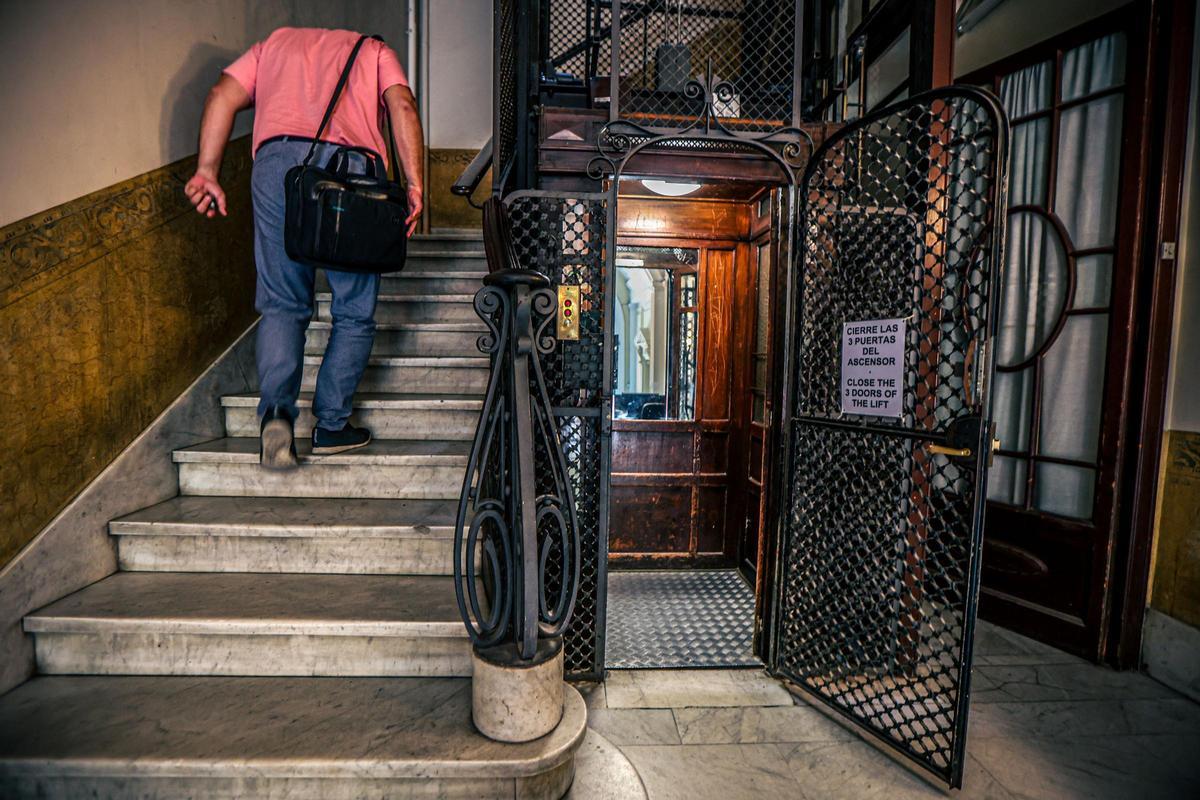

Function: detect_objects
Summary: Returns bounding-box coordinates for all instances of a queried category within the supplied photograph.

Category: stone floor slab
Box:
[604,669,793,709]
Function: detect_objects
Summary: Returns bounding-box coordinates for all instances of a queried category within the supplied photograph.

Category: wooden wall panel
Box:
[617,197,750,241]
[612,429,693,474]
[701,248,736,421]
[610,485,692,554]
[697,486,729,554]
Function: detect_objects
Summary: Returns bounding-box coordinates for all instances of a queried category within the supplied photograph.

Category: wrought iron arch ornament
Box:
[454,199,582,661]
[586,58,815,185]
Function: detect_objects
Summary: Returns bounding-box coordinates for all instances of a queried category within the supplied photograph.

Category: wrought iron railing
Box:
[453,197,582,663]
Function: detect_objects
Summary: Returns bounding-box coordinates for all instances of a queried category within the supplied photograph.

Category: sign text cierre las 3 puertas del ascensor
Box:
[840,318,905,417]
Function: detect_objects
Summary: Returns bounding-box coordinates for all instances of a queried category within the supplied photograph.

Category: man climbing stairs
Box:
[0,232,590,799]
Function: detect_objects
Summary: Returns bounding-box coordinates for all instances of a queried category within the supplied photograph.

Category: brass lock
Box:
[557,285,580,341]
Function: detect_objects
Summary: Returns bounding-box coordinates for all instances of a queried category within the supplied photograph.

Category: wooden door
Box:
[961,9,1166,659]
[736,192,777,583]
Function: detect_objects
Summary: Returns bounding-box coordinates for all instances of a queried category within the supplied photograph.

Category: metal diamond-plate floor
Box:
[605,570,761,669]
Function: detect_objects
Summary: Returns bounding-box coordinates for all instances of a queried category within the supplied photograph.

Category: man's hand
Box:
[384,84,426,239]
[406,186,423,238]
[185,75,251,219]
[184,170,227,218]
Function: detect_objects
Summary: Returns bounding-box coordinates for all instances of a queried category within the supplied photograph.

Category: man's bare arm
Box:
[185,75,252,218]
[383,84,426,237]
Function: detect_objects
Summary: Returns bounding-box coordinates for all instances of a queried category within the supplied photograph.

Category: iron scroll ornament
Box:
[587,58,816,182]
[453,202,582,662]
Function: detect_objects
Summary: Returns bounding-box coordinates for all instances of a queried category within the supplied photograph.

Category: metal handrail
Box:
[451,138,494,209]
[453,197,581,664]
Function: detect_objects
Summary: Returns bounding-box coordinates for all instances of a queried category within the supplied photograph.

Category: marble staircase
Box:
[0,232,591,799]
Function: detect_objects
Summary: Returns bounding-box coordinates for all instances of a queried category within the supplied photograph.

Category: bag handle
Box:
[303,34,407,187]
[302,34,372,168]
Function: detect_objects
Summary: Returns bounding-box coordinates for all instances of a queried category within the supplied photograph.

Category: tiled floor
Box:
[576,620,1200,799]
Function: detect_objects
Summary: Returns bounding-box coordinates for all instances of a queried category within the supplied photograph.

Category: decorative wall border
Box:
[0,137,252,310]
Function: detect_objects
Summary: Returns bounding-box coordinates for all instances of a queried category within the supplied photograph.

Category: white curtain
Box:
[987,33,1126,519]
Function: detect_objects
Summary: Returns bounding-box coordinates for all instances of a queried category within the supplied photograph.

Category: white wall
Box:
[0,0,410,227]
[1165,18,1200,434]
[954,0,1127,78]
[426,0,492,150]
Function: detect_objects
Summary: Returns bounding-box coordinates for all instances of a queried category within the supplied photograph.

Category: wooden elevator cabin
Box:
[538,113,828,583]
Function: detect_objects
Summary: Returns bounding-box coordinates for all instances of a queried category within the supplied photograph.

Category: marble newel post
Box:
[453,199,582,743]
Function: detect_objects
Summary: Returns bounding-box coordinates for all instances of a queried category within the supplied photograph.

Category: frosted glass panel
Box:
[993,369,1034,452]
[988,455,1027,506]
[1038,314,1109,461]
[1074,255,1113,309]
[1061,33,1126,101]
[1009,119,1050,206]
[867,29,910,108]
[1055,95,1124,250]
[997,211,1069,367]
[1035,464,1095,519]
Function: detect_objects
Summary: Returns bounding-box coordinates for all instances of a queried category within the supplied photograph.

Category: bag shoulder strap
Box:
[302,34,371,167]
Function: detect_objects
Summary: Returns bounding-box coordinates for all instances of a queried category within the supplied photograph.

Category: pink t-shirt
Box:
[224,28,408,164]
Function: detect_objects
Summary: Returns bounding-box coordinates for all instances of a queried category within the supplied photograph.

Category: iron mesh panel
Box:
[506,192,609,678]
[495,0,518,182]
[774,91,1005,787]
[615,0,799,131]
[549,0,611,81]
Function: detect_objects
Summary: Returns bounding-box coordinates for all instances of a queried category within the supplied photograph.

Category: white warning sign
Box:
[841,318,905,417]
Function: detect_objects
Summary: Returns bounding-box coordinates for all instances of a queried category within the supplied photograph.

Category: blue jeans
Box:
[251,140,380,432]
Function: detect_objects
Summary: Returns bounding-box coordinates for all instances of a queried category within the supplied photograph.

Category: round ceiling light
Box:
[642,179,703,197]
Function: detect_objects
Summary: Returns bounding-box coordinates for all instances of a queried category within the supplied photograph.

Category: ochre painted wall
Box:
[0,138,257,568]
[1151,431,1200,628]
[428,149,490,230]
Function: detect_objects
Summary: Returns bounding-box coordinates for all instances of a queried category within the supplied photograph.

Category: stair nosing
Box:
[316,292,476,303]
[307,320,485,331]
[23,615,466,638]
[220,393,483,410]
[109,520,455,538]
[302,355,489,367]
[172,439,471,465]
[0,684,585,780]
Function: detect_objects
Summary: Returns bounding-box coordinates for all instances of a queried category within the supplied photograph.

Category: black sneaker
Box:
[260,405,299,470]
[312,423,372,455]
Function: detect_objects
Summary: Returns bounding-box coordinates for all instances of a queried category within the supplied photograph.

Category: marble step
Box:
[24,573,472,677]
[316,292,478,324]
[301,355,490,394]
[318,270,486,296]
[174,438,469,500]
[111,496,457,575]
[305,321,486,357]
[402,252,489,274]
[0,675,585,800]
[221,393,482,440]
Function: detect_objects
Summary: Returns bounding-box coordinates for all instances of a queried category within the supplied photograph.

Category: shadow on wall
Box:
[161,43,247,168]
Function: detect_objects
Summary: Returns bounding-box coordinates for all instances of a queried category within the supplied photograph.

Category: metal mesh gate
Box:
[495,0,518,184]
[547,0,612,81]
[614,0,801,130]
[505,190,610,679]
[772,88,1008,787]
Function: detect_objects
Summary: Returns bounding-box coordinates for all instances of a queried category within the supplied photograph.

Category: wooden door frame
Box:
[958,0,1195,665]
